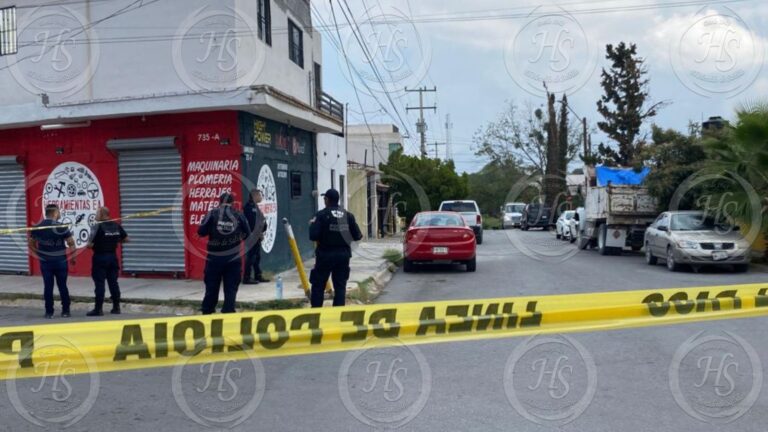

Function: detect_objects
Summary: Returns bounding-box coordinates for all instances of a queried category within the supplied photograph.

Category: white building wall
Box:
[346,124,403,167]
[0,0,319,124]
[316,133,348,210]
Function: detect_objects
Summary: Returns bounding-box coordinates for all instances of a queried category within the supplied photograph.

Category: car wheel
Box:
[466,257,476,272]
[522,224,529,231]
[403,259,414,273]
[577,228,589,250]
[734,264,749,273]
[666,246,680,272]
[556,231,561,239]
[645,243,657,265]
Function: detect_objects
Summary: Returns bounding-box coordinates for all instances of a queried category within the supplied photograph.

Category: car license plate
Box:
[712,251,728,261]
[432,247,448,255]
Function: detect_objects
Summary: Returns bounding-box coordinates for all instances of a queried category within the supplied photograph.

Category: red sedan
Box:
[403,211,477,272]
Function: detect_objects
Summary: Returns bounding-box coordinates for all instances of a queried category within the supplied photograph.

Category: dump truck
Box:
[575,165,658,255]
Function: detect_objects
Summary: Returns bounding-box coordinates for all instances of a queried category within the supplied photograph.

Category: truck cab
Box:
[501,202,526,229]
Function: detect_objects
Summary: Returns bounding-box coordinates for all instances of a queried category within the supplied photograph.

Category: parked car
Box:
[565,207,584,243]
[501,202,526,229]
[403,211,477,272]
[438,200,483,244]
[520,203,552,230]
[555,210,576,240]
[644,211,751,272]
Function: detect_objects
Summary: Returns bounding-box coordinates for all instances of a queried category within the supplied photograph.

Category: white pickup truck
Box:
[575,166,658,255]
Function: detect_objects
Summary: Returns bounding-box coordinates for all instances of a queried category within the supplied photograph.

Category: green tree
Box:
[595,42,666,166]
[700,104,768,254]
[467,159,533,216]
[379,149,469,223]
[642,124,707,211]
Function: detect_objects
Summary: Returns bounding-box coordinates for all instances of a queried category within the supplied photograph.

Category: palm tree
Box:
[701,102,768,256]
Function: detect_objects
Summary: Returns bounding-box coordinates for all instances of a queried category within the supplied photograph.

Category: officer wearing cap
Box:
[309,188,362,307]
[243,188,268,284]
[198,192,251,314]
[86,206,128,316]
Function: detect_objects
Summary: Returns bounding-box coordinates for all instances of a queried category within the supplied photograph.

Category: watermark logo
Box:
[669,331,761,423]
[504,335,597,426]
[339,338,431,428]
[9,6,100,97]
[173,6,266,94]
[339,5,431,98]
[670,6,764,97]
[7,337,99,428]
[172,353,266,429]
[504,7,597,96]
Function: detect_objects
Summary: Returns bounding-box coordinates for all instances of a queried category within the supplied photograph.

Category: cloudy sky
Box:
[311,0,768,173]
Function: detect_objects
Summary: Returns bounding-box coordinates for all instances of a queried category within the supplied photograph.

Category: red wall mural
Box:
[0,111,243,279]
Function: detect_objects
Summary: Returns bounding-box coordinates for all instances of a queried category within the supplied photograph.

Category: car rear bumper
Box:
[405,241,476,262]
[672,248,750,265]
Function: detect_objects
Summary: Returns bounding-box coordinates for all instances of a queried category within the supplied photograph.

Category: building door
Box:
[107,138,185,274]
[0,156,29,274]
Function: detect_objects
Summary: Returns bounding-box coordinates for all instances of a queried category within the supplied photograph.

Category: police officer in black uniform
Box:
[243,189,268,284]
[309,188,362,307]
[86,207,128,316]
[198,192,251,314]
[29,204,76,319]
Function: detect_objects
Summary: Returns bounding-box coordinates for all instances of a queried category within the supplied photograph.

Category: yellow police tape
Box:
[1,282,768,380]
[0,207,178,236]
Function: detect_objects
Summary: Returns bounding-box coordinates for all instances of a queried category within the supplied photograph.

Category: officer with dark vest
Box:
[309,188,362,307]
[198,192,251,314]
[29,204,76,319]
[86,206,128,316]
[243,188,269,284]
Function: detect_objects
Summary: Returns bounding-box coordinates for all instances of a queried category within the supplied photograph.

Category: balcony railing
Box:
[318,92,344,123]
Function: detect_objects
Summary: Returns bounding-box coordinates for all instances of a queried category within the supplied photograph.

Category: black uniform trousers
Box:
[309,249,350,307]
[41,260,70,315]
[202,254,242,314]
[243,242,263,281]
[92,253,121,311]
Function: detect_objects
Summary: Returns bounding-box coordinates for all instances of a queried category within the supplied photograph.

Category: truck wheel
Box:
[577,228,589,250]
[477,232,483,245]
[598,225,609,255]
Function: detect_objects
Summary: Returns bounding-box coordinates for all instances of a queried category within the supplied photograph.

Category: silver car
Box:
[644,211,751,272]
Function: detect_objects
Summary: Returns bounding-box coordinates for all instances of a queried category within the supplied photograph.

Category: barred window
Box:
[0,6,17,56]
[257,0,271,46]
[288,19,303,68]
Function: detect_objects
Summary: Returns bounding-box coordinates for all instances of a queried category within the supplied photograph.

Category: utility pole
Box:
[430,141,446,160]
[405,86,437,158]
[445,113,453,160]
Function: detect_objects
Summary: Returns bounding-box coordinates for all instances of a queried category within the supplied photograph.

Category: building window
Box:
[388,143,402,155]
[257,0,271,45]
[288,19,303,68]
[290,171,302,198]
[0,6,17,56]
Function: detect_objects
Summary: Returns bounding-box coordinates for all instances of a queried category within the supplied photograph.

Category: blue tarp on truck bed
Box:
[595,166,650,187]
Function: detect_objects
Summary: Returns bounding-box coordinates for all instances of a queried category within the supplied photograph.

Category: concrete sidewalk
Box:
[0,238,402,312]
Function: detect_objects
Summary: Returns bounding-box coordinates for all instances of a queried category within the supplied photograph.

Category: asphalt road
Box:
[1,229,768,431]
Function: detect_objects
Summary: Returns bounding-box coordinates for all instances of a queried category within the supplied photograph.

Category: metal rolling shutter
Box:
[108,138,185,273]
[0,157,30,274]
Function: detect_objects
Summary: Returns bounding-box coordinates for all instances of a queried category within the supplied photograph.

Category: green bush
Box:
[382,248,403,265]
[482,215,501,230]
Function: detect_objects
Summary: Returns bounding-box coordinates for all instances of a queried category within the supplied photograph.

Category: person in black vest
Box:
[309,189,363,307]
[198,192,251,314]
[243,189,269,284]
[29,204,76,319]
[86,207,128,316]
